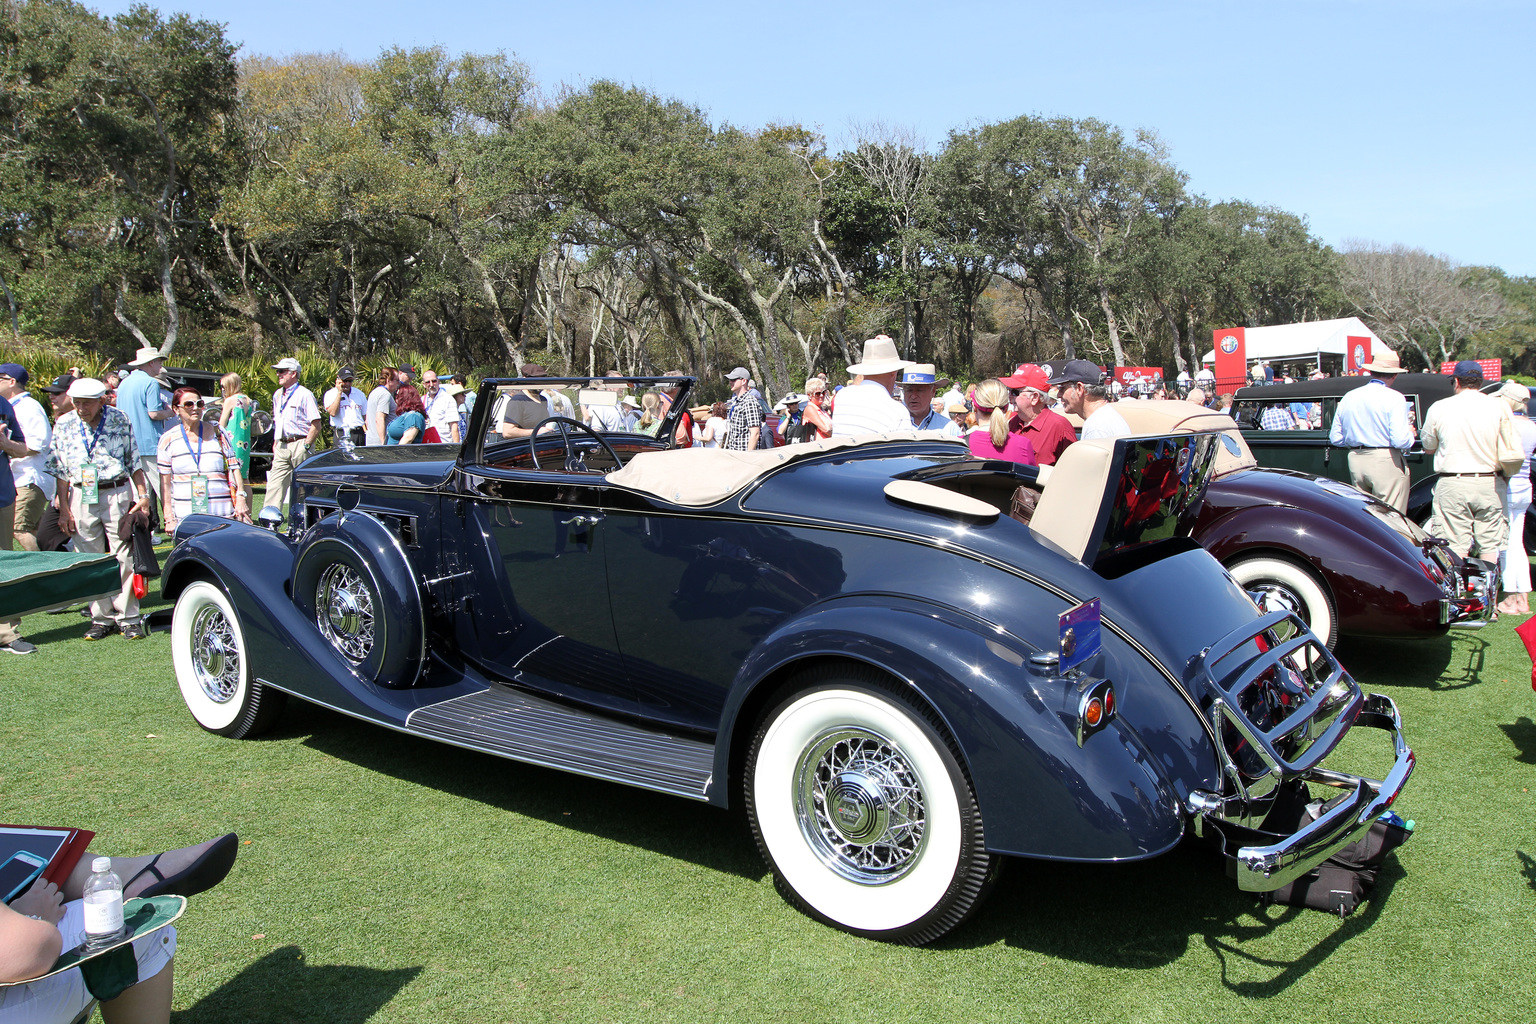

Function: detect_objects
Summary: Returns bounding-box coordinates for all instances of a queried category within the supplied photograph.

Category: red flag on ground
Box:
[1516,616,1536,692]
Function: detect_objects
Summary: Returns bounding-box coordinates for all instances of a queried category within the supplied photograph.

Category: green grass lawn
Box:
[4,524,1536,1022]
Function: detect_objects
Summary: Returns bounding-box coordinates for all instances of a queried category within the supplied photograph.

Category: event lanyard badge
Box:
[190,475,210,513]
[81,463,99,504]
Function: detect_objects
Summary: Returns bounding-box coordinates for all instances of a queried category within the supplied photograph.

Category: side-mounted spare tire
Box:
[292,510,426,689]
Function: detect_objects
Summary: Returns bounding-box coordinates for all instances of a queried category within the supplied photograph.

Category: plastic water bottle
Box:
[82,857,125,951]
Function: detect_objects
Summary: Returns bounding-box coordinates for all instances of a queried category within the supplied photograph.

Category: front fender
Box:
[716,594,1185,862]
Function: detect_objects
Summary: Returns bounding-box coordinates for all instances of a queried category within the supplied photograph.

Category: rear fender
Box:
[717,594,1185,862]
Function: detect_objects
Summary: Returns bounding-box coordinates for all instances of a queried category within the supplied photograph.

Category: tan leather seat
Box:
[1028,438,1118,561]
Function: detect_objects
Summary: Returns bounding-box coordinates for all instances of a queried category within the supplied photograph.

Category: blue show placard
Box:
[1058,597,1102,672]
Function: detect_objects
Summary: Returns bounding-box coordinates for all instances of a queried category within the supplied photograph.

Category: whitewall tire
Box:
[171,580,286,738]
[1229,556,1338,649]
[745,669,996,945]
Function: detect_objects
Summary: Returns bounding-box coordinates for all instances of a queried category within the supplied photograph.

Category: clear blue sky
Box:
[101,0,1536,276]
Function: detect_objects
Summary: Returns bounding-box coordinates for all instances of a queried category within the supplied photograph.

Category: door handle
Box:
[560,513,604,527]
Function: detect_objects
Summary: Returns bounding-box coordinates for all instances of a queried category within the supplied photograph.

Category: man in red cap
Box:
[998,363,1076,466]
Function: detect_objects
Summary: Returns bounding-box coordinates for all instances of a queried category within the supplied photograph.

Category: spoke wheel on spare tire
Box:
[1228,556,1337,649]
[744,666,998,945]
[171,580,286,738]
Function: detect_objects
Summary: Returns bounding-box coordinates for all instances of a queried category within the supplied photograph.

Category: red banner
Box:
[1345,335,1371,375]
[1113,366,1164,390]
[1439,358,1502,379]
[1212,327,1246,393]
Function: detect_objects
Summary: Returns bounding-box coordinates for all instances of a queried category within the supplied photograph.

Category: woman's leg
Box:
[61,835,236,900]
[98,959,173,1024]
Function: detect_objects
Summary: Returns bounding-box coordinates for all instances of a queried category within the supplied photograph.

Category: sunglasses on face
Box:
[180,400,205,409]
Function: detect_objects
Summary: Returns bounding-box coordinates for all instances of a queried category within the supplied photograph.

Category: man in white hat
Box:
[832,336,915,437]
[897,364,950,431]
[43,378,154,640]
[266,357,321,523]
[1328,349,1415,512]
[115,346,174,512]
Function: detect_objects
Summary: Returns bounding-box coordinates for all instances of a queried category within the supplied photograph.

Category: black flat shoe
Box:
[125,832,239,899]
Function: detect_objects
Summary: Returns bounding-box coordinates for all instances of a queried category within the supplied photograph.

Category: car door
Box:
[449,463,636,717]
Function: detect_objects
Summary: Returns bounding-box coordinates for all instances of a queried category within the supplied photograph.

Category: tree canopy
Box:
[2,0,1530,386]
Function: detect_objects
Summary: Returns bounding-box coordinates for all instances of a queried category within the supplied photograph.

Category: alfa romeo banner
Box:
[1346,335,1371,374]
[1113,366,1164,391]
[1212,327,1246,391]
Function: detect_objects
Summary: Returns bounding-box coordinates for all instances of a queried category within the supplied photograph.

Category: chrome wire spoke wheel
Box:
[316,563,376,662]
[190,603,241,703]
[796,728,928,885]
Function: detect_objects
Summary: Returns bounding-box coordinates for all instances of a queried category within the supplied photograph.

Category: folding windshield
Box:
[1095,433,1221,563]
[464,376,694,467]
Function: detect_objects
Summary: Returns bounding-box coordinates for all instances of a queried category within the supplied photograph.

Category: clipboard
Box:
[0,896,185,997]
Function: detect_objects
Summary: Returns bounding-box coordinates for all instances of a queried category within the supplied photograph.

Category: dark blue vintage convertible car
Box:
[163,377,1413,944]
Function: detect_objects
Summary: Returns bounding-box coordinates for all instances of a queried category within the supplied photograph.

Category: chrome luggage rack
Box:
[1183,610,1415,892]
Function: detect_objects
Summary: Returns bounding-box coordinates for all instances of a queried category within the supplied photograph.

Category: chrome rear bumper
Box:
[1227,693,1414,891]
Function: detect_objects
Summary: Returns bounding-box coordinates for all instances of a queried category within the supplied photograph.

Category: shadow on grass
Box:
[939,842,1402,995]
[172,946,419,1023]
[1334,633,1485,690]
[1499,717,1536,764]
[284,704,765,882]
[1518,850,1536,892]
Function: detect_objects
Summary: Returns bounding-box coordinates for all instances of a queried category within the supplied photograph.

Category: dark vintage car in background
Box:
[160,377,1413,944]
[1233,373,1534,552]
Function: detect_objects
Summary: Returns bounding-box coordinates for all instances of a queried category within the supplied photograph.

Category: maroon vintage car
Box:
[1111,402,1493,647]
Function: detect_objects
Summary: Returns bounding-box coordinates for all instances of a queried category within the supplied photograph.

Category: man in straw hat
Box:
[116,345,174,512]
[1422,360,1524,559]
[1328,349,1415,512]
[832,335,914,437]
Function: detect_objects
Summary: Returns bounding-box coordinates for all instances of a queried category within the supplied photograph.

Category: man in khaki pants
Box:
[265,357,321,524]
[1421,360,1524,558]
[43,378,154,640]
[1328,350,1414,512]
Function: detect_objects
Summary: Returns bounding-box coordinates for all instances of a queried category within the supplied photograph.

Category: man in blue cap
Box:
[1420,360,1523,558]
[897,363,950,431]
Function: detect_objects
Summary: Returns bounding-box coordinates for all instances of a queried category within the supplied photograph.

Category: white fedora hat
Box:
[847,335,915,377]
[127,345,164,367]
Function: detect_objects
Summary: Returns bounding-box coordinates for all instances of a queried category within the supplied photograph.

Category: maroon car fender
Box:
[1192,503,1446,637]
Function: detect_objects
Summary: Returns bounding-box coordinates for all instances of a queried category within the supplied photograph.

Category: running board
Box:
[406,688,715,801]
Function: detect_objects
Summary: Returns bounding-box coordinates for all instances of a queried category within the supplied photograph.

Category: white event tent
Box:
[1200,316,1392,368]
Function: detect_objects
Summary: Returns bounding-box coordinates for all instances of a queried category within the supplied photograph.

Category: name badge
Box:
[190,474,210,514]
[81,463,99,504]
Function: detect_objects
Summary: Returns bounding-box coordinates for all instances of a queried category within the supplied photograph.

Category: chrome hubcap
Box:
[796,728,927,885]
[316,564,375,662]
[190,604,240,703]
[1248,582,1305,640]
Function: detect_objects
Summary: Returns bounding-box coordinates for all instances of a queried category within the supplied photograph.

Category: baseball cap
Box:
[1452,359,1484,380]
[337,365,355,380]
[272,357,302,373]
[519,363,548,377]
[1046,359,1104,387]
[998,363,1049,393]
[41,374,75,394]
[896,363,937,385]
[0,363,27,386]
[725,366,751,381]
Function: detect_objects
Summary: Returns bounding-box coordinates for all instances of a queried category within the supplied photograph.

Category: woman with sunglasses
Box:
[156,387,250,529]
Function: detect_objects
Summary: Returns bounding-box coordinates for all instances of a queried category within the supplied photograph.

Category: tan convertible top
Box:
[1110,400,1258,476]
[606,432,962,506]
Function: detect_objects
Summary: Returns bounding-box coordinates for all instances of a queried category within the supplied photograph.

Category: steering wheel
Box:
[527,416,624,473]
